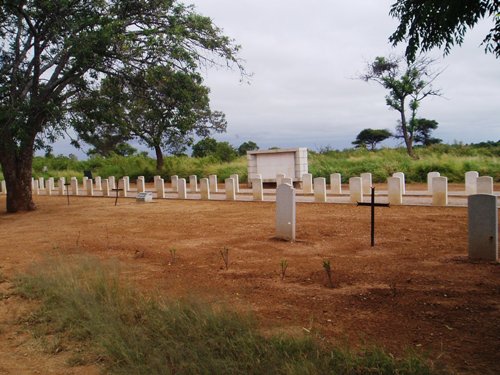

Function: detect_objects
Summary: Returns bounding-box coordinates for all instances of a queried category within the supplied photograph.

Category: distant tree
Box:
[352,128,392,150]
[237,141,259,156]
[395,118,442,146]
[389,0,500,62]
[87,143,138,157]
[360,56,441,157]
[192,138,218,158]
[215,142,238,162]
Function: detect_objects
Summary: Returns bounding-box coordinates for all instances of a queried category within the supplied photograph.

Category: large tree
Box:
[0,0,243,212]
[360,56,441,157]
[389,0,500,62]
[395,118,442,147]
[352,128,392,150]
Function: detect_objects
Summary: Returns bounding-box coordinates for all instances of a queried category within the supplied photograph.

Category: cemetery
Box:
[0,168,498,374]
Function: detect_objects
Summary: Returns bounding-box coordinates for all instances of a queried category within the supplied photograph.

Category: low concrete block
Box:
[468,194,498,261]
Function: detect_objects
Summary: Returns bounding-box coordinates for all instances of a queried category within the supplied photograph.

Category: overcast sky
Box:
[54,0,500,156]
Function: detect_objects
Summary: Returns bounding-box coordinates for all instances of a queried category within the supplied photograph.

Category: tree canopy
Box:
[237,141,259,156]
[352,128,392,150]
[360,56,441,157]
[0,0,244,212]
[389,0,500,61]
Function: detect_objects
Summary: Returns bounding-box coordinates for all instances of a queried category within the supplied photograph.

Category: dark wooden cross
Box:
[111,188,123,206]
[64,182,71,205]
[357,187,389,247]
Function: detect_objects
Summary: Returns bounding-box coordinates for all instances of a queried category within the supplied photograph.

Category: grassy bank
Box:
[16,257,441,374]
[1,143,498,183]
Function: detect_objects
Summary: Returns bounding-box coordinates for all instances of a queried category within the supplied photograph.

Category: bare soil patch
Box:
[0,193,498,374]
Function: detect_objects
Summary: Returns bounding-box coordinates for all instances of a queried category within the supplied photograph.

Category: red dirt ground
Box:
[0,192,498,374]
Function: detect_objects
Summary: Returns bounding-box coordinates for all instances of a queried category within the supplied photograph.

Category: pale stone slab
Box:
[171,175,179,193]
[102,179,110,196]
[33,180,39,195]
[118,178,128,197]
[465,171,479,195]
[156,178,165,198]
[247,148,308,183]
[252,177,264,201]
[427,172,440,193]
[1,180,6,194]
[313,177,327,202]
[47,178,54,196]
[476,176,493,194]
[82,176,88,190]
[122,176,130,192]
[468,194,498,261]
[153,175,161,190]
[31,177,35,189]
[71,177,79,195]
[200,178,210,200]
[330,173,342,194]
[349,177,363,203]
[225,178,236,201]
[302,173,313,194]
[189,175,198,193]
[432,176,448,206]
[282,177,293,186]
[108,176,116,190]
[387,177,402,205]
[136,176,145,193]
[230,174,239,193]
[38,177,45,190]
[209,175,218,193]
[178,178,187,199]
[136,192,153,203]
[86,179,94,196]
[392,172,405,194]
[276,184,296,241]
[58,177,65,195]
[95,176,102,190]
[276,173,286,187]
[361,173,372,195]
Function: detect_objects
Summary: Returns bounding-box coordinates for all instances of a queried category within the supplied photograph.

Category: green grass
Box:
[15,257,443,375]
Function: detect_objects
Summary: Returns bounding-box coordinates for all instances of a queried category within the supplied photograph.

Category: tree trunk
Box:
[154,145,164,173]
[399,100,415,158]
[0,150,36,213]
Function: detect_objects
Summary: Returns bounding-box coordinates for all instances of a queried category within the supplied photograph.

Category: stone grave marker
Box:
[230,174,240,193]
[95,176,102,190]
[118,178,128,197]
[302,173,313,194]
[178,178,187,199]
[156,178,165,198]
[171,175,179,193]
[468,194,498,261]
[200,178,210,200]
[225,178,236,200]
[189,175,198,193]
[330,173,342,194]
[38,177,45,190]
[465,171,479,195]
[432,176,448,206]
[136,192,153,203]
[136,176,145,193]
[282,177,293,186]
[276,183,296,241]
[1,180,6,194]
[71,177,79,195]
[252,177,264,201]
[102,179,110,196]
[209,174,218,193]
[387,177,402,205]
[427,172,440,193]
[33,180,39,195]
[58,177,66,195]
[108,176,116,190]
[47,177,54,196]
[276,173,286,187]
[476,176,493,194]
[392,172,405,194]
[86,179,94,196]
[349,177,363,203]
[313,177,327,202]
[361,173,372,194]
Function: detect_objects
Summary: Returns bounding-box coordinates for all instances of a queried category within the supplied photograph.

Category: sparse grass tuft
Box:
[15,256,444,375]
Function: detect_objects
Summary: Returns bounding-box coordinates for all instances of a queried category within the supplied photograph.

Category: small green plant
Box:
[280,259,288,280]
[169,248,177,264]
[220,247,229,270]
[323,259,333,288]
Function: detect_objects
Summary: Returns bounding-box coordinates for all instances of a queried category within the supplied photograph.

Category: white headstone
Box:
[349,177,363,203]
[31,177,35,189]
[86,179,94,196]
[276,184,296,241]
[136,176,145,193]
[392,172,405,194]
[122,176,130,192]
[209,174,218,193]
[58,177,65,195]
[225,178,236,200]
[1,180,6,194]
[95,176,102,190]
[153,175,161,190]
[33,180,39,195]
[82,176,88,190]
[108,176,116,190]
[432,176,448,206]
[252,177,264,201]
[468,194,498,261]
[361,173,372,195]
[276,173,286,187]
[38,177,45,190]
[102,179,110,197]
[200,178,210,200]
[171,175,179,193]
[313,177,327,202]
[118,178,128,197]
[156,178,165,198]
[178,178,187,199]
[189,175,198,193]
[465,171,479,195]
[330,173,342,194]
[230,174,239,193]
[427,172,440,193]
[46,178,54,196]
[302,173,313,194]
[476,176,494,195]
[71,177,79,195]
[387,177,402,205]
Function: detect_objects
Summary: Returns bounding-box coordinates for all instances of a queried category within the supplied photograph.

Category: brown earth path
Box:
[0,192,499,374]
